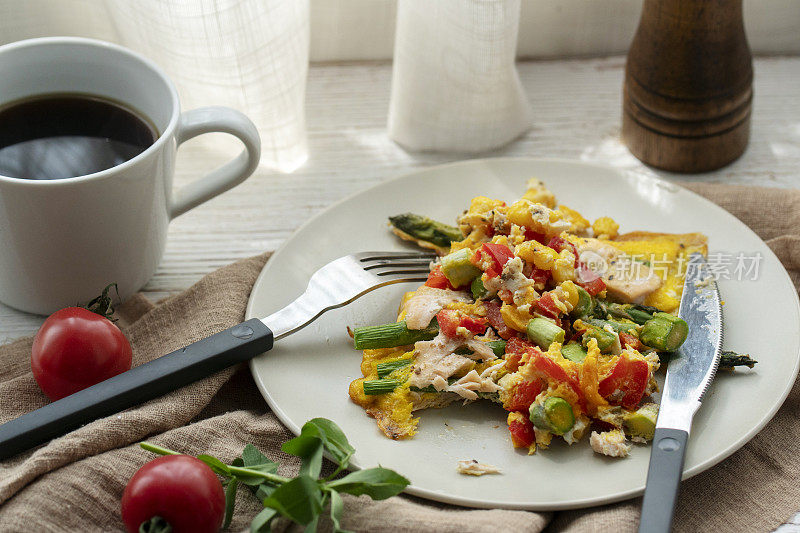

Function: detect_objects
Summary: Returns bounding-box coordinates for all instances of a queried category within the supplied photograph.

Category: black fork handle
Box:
[0,318,273,460]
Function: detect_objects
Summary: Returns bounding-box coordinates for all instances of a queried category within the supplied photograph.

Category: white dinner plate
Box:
[247,158,800,510]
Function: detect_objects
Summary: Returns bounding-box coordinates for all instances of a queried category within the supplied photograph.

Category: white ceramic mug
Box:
[0,37,261,315]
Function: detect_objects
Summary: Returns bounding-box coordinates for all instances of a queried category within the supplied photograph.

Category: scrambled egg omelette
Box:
[349,179,706,457]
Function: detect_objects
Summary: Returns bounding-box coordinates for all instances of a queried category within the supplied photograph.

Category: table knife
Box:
[639,252,723,532]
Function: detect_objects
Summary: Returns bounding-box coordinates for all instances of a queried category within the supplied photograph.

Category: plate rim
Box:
[246,156,800,510]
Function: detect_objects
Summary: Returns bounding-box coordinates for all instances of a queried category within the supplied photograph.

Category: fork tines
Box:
[356,251,436,278]
[356,251,437,262]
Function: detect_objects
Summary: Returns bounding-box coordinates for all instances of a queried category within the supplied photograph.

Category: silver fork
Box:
[0,251,437,460]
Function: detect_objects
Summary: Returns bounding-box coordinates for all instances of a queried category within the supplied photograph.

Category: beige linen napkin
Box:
[1,183,798,532]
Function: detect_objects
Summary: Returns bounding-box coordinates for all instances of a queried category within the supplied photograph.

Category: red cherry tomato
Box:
[121,455,225,533]
[31,307,132,400]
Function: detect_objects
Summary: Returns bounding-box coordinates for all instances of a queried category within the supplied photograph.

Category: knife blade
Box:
[639,252,723,533]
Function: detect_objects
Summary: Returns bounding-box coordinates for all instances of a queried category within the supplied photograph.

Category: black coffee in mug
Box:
[0,93,157,180]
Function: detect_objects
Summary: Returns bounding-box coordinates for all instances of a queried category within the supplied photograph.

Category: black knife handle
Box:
[638,427,689,533]
[0,318,273,460]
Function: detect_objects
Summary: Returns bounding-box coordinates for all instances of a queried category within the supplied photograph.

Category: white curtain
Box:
[0,0,530,166]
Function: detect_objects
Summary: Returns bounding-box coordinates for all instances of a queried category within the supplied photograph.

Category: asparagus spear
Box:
[584,317,639,334]
[561,342,588,363]
[353,320,438,349]
[376,358,413,378]
[580,325,617,352]
[354,318,504,353]
[640,312,689,352]
[363,379,403,395]
[529,397,575,435]
[389,213,463,248]
[440,248,481,287]
[471,276,488,300]
[527,317,565,349]
[364,376,476,395]
[624,403,658,440]
[720,351,758,369]
[454,340,507,358]
[604,302,660,325]
[569,286,595,319]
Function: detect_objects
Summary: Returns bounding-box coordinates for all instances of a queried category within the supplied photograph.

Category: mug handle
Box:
[170,107,261,219]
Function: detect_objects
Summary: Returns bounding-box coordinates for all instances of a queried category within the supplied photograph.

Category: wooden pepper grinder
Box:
[622,0,753,172]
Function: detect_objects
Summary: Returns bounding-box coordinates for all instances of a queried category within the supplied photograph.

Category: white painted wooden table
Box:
[2,56,799,528]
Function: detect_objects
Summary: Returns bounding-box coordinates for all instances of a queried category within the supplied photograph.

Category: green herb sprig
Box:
[140,418,409,532]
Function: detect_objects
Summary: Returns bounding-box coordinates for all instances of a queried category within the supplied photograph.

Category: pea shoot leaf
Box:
[250,507,278,533]
[236,444,280,486]
[261,475,323,526]
[242,444,279,473]
[223,479,238,528]
[326,467,410,500]
[197,454,231,476]
[299,440,324,479]
[255,483,276,502]
[283,418,355,470]
[329,489,350,533]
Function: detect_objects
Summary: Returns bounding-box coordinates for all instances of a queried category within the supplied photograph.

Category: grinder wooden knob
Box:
[622,0,753,173]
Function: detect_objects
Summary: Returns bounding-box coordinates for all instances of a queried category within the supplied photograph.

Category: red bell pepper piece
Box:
[505,379,544,413]
[484,300,514,340]
[504,337,537,371]
[535,292,561,320]
[425,266,456,290]
[529,267,551,286]
[524,229,547,244]
[459,315,488,335]
[508,417,535,448]
[436,310,487,337]
[436,310,460,337]
[598,353,650,410]
[548,236,580,267]
[528,348,586,411]
[475,243,515,278]
[576,264,606,295]
[619,331,645,351]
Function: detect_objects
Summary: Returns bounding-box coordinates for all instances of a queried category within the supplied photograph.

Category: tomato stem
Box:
[139,516,172,533]
[83,283,119,321]
[227,465,291,485]
[140,442,181,456]
[140,442,291,485]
